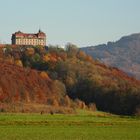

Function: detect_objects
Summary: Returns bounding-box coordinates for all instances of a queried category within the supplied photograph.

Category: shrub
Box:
[88,103,97,111]
[75,99,86,109]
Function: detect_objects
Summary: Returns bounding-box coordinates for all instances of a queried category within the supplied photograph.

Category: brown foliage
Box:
[75,99,86,109]
[0,61,61,105]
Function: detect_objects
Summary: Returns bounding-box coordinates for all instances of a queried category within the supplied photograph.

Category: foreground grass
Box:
[0,110,140,140]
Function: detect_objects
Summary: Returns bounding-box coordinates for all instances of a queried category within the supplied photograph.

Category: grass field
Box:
[0,110,140,140]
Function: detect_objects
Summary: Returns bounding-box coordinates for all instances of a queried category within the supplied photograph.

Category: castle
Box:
[11,30,46,46]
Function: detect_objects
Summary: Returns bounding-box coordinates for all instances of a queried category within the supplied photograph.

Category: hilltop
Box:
[82,33,140,79]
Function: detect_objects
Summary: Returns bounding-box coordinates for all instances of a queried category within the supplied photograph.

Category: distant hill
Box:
[81,33,140,79]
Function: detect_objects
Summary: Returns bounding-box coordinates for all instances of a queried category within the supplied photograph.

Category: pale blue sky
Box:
[0,0,140,46]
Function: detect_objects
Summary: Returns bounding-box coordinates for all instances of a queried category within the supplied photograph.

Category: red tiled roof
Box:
[13,30,46,38]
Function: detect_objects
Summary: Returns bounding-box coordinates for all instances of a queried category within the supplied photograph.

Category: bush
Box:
[75,99,86,109]
[88,103,97,111]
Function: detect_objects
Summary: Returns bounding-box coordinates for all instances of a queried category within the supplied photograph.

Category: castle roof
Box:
[12,30,46,38]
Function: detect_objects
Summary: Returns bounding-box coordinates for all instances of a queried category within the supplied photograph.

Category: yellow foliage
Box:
[15,60,23,67]
[43,54,50,62]
[43,54,59,63]
[40,71,50,80]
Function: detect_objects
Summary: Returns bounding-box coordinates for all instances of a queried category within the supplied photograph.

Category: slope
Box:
[0,61,72,113]
[82,33,140,79]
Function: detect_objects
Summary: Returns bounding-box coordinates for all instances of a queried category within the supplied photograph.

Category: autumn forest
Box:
[0,44,140,115]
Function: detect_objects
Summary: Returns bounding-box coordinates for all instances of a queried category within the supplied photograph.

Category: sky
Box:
[0,0,140,47]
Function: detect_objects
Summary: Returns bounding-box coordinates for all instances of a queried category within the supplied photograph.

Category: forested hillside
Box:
[0,44,140,115]
[82,33,140,79]
[0,61,75,113]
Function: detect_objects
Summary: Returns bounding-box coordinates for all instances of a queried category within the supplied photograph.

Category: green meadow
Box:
[0,110,139,140]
